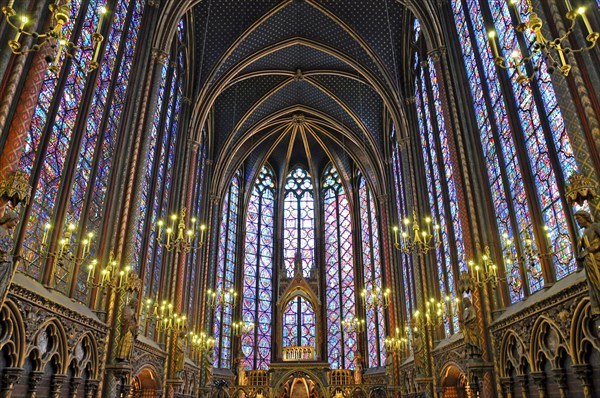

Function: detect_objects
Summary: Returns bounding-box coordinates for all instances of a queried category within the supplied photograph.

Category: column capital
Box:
[152,48,169,65]
[427,47,447,61]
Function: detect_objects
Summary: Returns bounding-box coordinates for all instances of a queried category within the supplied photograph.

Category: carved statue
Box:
[353,352,363,384]
[203,350,214,386]
[0,209,18,304]
[237,361,247,386]
[174,329,186,378]
[460,297,482,358]
[575,210,600,318]
[116,298,138,362]
[412,330,425,375]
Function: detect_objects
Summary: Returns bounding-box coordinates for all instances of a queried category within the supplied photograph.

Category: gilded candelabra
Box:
[487,0,598,82]
[155,208,205,253]
[2,0,108,73]
[393,209,440,255]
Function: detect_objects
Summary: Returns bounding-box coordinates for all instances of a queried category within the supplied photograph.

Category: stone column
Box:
[531,371,546,398]
[516,374,528,398]
[551,368,568,398]
[500,377,513,398]
[573,364,593,398]
[0,367,22,398]
[50,374,67,398]
[27,371,43,398]
[83,379,99,398]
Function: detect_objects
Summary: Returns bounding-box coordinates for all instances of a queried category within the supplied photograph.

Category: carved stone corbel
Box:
[84,379,100,398]
[1,367,22,398]
[51,374,67,398]
[551,368,568,398]
[531,371,546,398]
[28,371,44,397]
[500,376,514,398]
[573,364,593,398]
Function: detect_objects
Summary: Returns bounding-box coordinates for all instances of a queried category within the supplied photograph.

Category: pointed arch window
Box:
[448,0,578,302]
[322,164,356,370]
[282,296,316,349]
[241,165,276,370]
[214,171,241,368]
[283,167,315,278]
[414,55,466,335]
[358,174,386,367]
[17,0,145,291]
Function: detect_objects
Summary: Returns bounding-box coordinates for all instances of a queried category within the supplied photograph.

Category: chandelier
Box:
[467,246,506,287]
[487,0,598,82]
[341,316,365,334]
[155,208,206,253]
[232,320,254,337]
[360,285,391,310]
[393,210,440,255]
[502,226,555,279]
[206,287,238,310]
[2,0,108,73]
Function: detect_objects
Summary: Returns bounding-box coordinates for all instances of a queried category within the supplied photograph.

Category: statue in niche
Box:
[460,297,482,358]
[412,330,425,376]
[116,298,138,362]
[353,352,363,384]
[575,210,600,319]
[0,209,18,304]
[174,329,186,378]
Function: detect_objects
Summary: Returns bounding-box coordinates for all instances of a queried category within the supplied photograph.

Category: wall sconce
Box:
[40,220,94,275]
[393,209,440,255]
[156,207,205,253]
[189,330,215,357]
[84,251,139,292]
[502,227,554,278]
[468,246,506,287]
[143,297,187,333]
[487,0,598,82]
[207,287,238,310]
[361,285,391,310]
[2,0,108,73]
[342,316,365,334]
[232,320,254,337]
[412,296,457,329]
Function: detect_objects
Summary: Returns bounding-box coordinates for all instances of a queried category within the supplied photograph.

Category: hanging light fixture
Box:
[487,0,598,82]
[2,0,108,73]
[392,209,440,255]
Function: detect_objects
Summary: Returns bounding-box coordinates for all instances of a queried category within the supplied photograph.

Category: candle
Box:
[86,260,96,282]
[118,270,125,287]
[187,229,193,243]
[42,223,51,245]
[510,0,522,26]
[96,6,107,35]
[7,0,14,8]
[200,224,206,244]
[577,8,594,38]
[488,31,500,61]
[13,15,28,44]
[157,220,164,240]
[393,226,399,246]
[53,39,67,69]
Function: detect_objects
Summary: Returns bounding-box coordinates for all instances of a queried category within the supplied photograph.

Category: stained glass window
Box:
[358,175,386,368]
[214,171,241,368]
[391,128,414,321]
[17,0,145,288]
[449,0,579,301]
[322,164,356,370]
[283,167,315,278]
[282,296,316,350]
[241,165,275,370]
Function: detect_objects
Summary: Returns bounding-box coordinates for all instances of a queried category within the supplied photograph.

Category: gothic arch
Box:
[529,316,568,371]
[29,318,69,375]
[0,299,25,368]
[570,298,600,365]
[273,369,328,398]
[499,330,531,377]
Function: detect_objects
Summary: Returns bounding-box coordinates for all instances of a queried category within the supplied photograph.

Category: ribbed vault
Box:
[152,0,443,199]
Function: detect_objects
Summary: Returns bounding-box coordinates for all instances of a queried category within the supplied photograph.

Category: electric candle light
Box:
[42,223,51,245]
[577,7,594,37]
[13,15,27,44]
[96,6,106,35]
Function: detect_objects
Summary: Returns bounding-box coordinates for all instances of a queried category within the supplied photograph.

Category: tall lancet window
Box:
[358,174,386,367]
[241,165,276,370]
[214,171,241,368]
[283,167,315,278]
[283,296,317,349]
[449,0,578,302]
[323,165,357,369]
